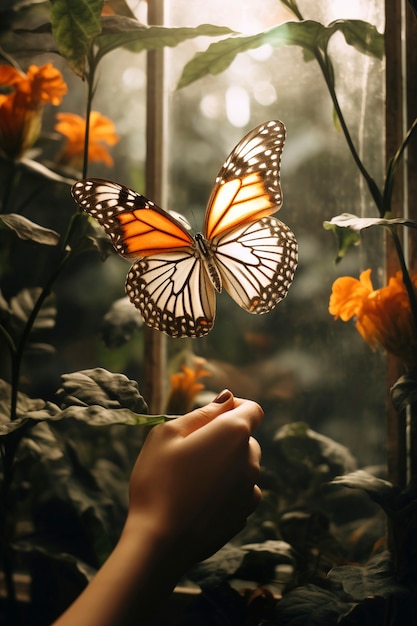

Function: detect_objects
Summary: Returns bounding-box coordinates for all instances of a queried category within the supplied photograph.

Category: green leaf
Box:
[325,20,384,59]
[1,401,168,435]
[66,212,114,259]
[275,583,350,625]
[8,288,55,331]
[94,18,235,62]
[0,3,58,58]
[324,213,417,232]
[178,19,383,89]
[326,470,401,513]
[0,214,60,246]
[391,370,417,415]
[16,542,96,585]
[0,374,168,436]
[0,25,59,58]
[329,552,401,601]
[102,297,143,349]
[323,223,361,263]
[36,404,168,427]
[50,0,104,76]
[178,21,323,89]
[56,367,148,413]
[0,378,51,435]
[21,157,76,185]
[274,422,356,473]
[189,543,246,586]
[323,213,417,263]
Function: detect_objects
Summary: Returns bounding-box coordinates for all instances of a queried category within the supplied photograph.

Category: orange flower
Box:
[329,269,417,367]
[165,359,211,414]
[55,111,119,169]
[0,63,67,159]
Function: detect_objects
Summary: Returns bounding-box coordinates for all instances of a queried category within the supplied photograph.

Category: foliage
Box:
[0,0,416,625]
[0,1,236,623]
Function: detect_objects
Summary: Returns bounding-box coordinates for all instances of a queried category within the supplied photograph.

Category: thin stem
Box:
[8,44,100,417]
[0,160,18,214]
[389,227,417,335]
[0,323,17,362]
[383,117,417,215]
[10,248,71,421]
[279,0,303,21]
[314,49,383,214]
[82,49,98,180]
[283,0,383,215]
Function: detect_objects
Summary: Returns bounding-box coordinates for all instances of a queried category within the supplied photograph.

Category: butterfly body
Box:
[194,232,222,293]
[72,120,298,338]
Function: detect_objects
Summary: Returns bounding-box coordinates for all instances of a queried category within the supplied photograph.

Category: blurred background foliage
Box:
[0,0,395,624]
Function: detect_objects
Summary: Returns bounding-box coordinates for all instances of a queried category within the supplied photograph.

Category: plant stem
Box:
[10,248,71,421]
[382,117,417,215]
[389,228,417,335]
[286,0,383,214]
[82,50,98,181]
[313,50,383,214]
[0,160,17,214]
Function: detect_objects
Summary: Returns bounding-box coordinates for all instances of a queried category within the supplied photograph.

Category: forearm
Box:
[52,518,188,626]
[52,395,263,626]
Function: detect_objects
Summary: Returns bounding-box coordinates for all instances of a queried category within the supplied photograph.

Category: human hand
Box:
[124,389,263,566]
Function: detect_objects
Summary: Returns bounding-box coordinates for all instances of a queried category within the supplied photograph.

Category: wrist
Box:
[120,511,191,581]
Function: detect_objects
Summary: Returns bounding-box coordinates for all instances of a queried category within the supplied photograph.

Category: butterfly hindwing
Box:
[204,120,286,240]
[71,120,297,338]
[72,179,193,258]
[212,216,298,313]
[126,252,216,338]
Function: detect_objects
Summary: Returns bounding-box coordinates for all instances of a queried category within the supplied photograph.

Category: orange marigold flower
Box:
[165,359,211,414]
[55,111,119,169]
[0,63,67,159]
[329,269,417,367]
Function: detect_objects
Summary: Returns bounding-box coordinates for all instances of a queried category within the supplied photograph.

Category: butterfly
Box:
[71,120,298,338]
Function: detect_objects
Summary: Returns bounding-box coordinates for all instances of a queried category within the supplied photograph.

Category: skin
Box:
[52,390,263,626]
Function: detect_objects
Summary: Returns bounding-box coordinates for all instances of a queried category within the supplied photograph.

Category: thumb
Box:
[174,389,235,437]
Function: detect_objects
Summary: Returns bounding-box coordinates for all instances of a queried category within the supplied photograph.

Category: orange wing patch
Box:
[119,209,193,257]
[205,172,278,240]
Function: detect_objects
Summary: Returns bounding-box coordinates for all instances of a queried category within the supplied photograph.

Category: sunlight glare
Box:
[225,86,250,127]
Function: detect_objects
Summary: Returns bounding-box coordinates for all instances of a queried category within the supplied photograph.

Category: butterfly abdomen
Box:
[195,233,222,293]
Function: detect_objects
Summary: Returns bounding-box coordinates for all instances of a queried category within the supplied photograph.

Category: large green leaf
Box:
[94,18,235,62]
[274,583,350,625]
[324,213,417,232]
[0,214,60,246]
[9,288,56,332]
[50,0,104,76]
[323,213,417,262]
[326,470,401,513]
[102,297,143,348]
[178,19,383,89]
[329,552,402,601]
[324,19,384,58]
[0,370,169,436]
[391,371,417,415]
[56,367,148,412]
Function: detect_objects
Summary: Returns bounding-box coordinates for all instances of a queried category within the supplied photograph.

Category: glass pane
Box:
[165,0,385,466]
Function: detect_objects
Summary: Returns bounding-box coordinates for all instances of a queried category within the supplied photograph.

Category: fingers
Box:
[170,392,264,440]
[172,389,235,437]
[230,396,264,431]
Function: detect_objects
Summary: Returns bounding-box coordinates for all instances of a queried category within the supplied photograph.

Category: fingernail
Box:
[213,389,232,404]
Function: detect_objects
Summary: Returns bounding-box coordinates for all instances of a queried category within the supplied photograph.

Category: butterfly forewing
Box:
[204,120,286,240]
[212,217,298,313]
[126,251,216,338]
[72,179,193,258]
[70,120,297,338]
